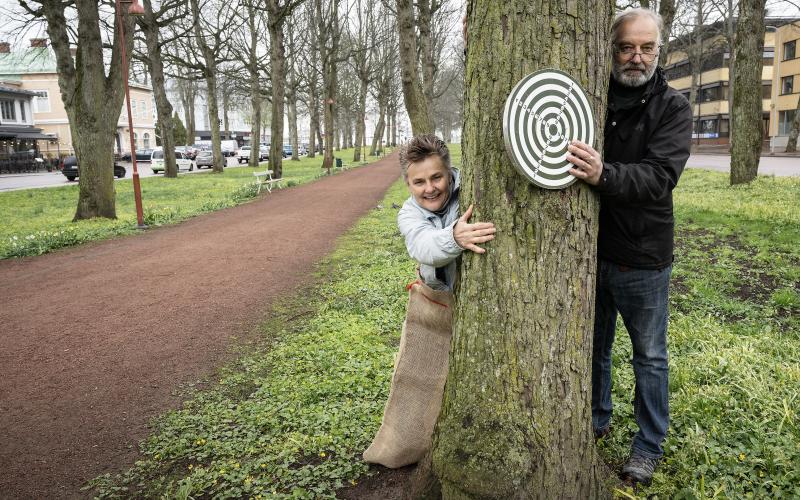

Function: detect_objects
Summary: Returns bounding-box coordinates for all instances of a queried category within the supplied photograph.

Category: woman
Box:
[397,135,496,290]
[363,135,495,468]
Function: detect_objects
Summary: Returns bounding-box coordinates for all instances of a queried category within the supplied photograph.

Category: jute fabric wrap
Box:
[363,280,454,468]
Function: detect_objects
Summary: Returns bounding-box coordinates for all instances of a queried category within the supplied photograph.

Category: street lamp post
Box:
[116,0,146,229]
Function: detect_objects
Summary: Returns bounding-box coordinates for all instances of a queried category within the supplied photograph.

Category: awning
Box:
[16,132,57,140]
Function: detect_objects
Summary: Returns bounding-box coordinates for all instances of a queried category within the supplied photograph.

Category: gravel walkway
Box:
[0,155,400,498]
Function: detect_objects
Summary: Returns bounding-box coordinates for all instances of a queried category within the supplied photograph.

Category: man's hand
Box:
[454,204,496,254]
[567,140,604,186]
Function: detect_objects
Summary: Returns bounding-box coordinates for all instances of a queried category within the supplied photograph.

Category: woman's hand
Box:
[454,204,496,254]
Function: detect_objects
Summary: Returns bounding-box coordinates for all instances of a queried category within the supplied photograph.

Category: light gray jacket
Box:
[397,169,462,291]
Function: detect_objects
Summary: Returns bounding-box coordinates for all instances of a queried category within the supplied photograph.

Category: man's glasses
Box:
[614,44,660,62]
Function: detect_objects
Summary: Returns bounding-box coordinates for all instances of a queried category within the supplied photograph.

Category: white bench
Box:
[253,169,283,194]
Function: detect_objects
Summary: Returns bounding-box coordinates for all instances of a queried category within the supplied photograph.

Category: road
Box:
[684,154,799,177]
[0,156,241,192]
[1,154,796,192]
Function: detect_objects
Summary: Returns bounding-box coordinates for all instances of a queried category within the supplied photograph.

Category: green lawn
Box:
[0,148,378,259]
[71,154,799,498]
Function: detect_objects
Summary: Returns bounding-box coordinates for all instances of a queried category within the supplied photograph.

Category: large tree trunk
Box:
[142,0,177,178]
[245,1,262,168]
[729,0,766,185]
[431,1,612,497]
[41,0,134,220]
[395,0,434,135]
[267,1,287,178]
[354,76,368,162]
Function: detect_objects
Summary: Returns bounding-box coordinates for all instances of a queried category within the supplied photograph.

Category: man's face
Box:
[612,16,660,87]
[406,156,451,212]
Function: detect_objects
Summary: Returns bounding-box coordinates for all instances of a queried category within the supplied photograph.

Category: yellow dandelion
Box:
[188,464,193,470]
[220,469,226,475]
[738,453,746,461]
[319,452,326,457]
[234,462,240,469]
[260,463,266,469]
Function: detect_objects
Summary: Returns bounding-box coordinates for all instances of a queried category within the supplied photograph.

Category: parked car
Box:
[119,149,153,162]
[238,145,270,163]
[282,144,293,158]
[61,155,126,182]
[195,150,215,169]
[150,149,195,173]
[175,145,197,160]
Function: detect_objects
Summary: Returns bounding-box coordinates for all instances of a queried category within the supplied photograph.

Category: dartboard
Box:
[502,69,595,190]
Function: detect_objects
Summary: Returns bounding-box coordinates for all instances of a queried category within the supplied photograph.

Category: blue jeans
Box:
[592,259,671,458]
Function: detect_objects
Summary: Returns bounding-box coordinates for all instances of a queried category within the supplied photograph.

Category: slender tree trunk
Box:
[354,76,368,162]
[222,88,230,139]
[658,0,677,66]
[267,2,287,178]
[181,79,196,144]
[205,75,224,172]
[308,112,317,158]
[396,0,434,134]
[288,91,300,160]
[142,0,177,178]
[370,107,384,156]
[730,0,766,185]
[432,0,612,496]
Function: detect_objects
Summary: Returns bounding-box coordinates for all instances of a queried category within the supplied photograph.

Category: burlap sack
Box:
[363,280,454,468]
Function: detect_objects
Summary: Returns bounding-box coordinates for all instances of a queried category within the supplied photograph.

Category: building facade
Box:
[0,39,157,156]
[662,19,799,151]
[0,82,57,172]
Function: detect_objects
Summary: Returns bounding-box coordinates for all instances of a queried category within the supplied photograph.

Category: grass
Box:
[71,152,798,498]
[0,148,378,259]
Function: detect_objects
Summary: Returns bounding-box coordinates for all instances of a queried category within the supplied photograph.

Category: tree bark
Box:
[729,0,766,185]
[396,0,434,135]
[657,0,677,66]
[267,0,288,178]
[180,78,197,144]
[370,106,384,156]
[431,1,613,497]
[288,90,300,160]
[142,0,177,178]
[246,0,262,168]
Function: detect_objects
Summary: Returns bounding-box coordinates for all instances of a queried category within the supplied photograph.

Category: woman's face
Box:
[406,155,451,212]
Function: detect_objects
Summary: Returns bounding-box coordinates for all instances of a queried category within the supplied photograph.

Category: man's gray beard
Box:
[612,60,657,87]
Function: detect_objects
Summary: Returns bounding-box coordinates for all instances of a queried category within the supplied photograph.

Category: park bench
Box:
[253,169,284,194]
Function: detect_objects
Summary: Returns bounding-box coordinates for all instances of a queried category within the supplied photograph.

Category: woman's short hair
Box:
[400,134,451,180]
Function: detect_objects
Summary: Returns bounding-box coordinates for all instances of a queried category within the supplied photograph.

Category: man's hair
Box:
[400,134,451,180]
[611,8,663,46]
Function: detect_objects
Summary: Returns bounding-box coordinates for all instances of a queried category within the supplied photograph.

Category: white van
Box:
[220,140,239,157]
[151,149,196,173]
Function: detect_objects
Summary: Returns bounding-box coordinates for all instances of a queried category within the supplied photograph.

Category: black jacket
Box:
[593,67,693,269]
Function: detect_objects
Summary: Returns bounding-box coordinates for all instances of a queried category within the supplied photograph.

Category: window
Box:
[781,75,794,95]
[131,100,137,117]
[763,84,772,99]
[779,110,797,135]
[720,118,730,137]
[698,86,724,102]
[143,132,150,149]
[1,99,16,121]
[19,100,26,122]
[33,90,50,113]
[784,40,796,61]
[699,119,717,135]
[133,132,138,150]
[140,100,146,119]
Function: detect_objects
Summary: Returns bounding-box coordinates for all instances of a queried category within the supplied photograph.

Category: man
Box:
[566,8,693,486]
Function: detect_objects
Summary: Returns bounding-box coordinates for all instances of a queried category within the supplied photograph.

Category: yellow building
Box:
[663,25,780,147]
[769,20,800,151]
[0,39,157,156]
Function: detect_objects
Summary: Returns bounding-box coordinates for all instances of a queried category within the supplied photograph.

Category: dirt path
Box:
[0,155,401,499]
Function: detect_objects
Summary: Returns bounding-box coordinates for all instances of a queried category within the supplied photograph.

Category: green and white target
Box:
[502,69,595,189]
